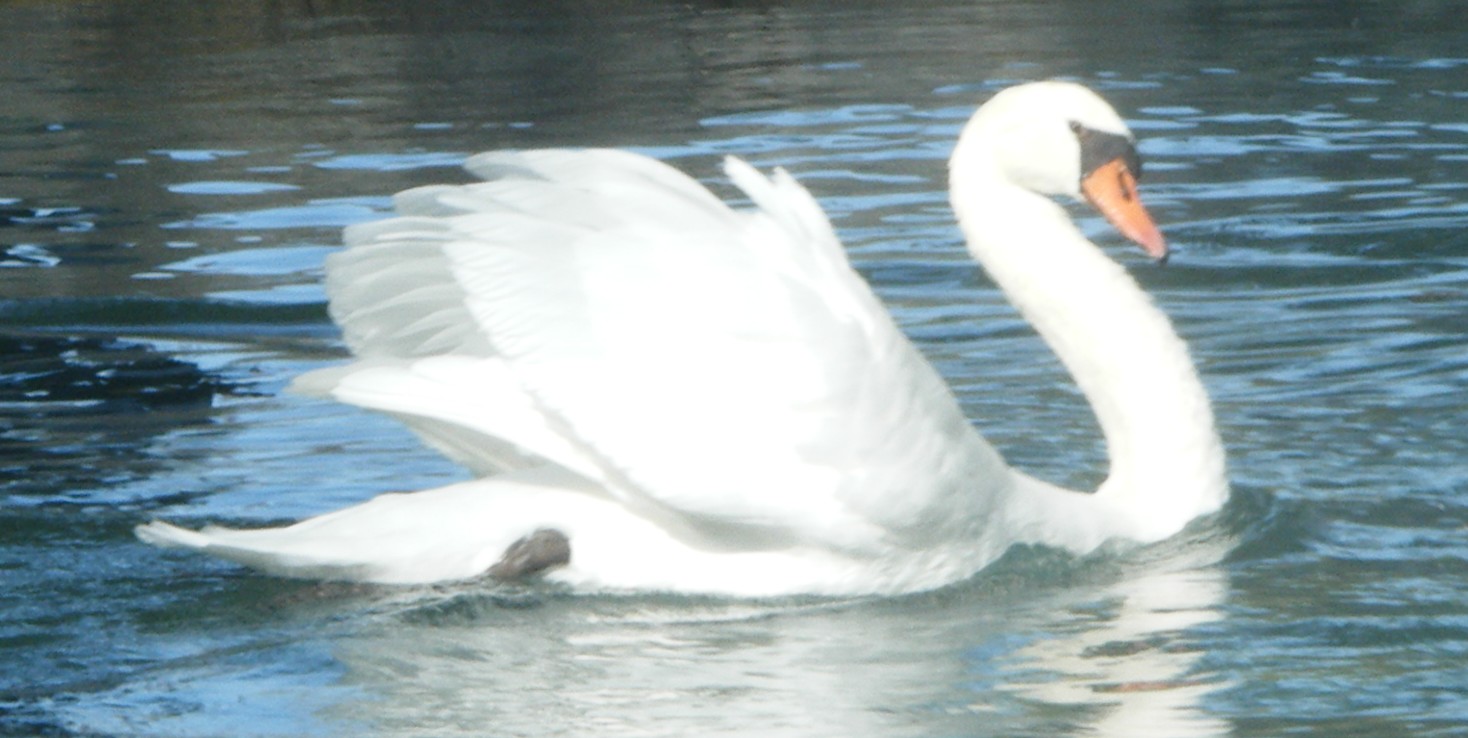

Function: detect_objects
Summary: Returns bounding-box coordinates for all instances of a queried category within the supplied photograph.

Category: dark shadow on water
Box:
[0,334,230,498]
[1218,483,1313,565]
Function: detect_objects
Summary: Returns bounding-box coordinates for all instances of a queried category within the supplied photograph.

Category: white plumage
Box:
[137,82,1228,596]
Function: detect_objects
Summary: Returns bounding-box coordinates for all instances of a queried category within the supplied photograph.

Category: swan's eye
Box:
[1069,121,1096,151]
[1070,121,1143,184]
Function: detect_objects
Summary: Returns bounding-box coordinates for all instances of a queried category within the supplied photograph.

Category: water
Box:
[2,1,1467,735]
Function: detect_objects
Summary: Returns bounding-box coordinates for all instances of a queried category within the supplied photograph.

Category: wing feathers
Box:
[310,149,995,549]
[294,356,602,479]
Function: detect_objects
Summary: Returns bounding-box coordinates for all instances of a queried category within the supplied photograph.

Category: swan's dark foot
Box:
[487,528,570,581]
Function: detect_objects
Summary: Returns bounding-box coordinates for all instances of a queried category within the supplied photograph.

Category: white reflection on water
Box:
[997,568,1230,738]
[45,555,1232,737]
[316,560,1229,737]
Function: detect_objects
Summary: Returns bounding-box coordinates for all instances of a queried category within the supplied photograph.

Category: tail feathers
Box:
[135,520,213,550]
[132,470,609,585]
[134,520,379,581]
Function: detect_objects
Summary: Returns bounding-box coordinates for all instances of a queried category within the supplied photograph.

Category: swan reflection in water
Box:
[322,561,1229,737]
[992,566,1230,738]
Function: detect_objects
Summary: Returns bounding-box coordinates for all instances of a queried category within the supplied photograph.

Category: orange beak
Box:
[1080,158,1168,263]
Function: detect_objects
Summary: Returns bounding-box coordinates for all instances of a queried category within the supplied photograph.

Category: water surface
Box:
[3,2,1468,736]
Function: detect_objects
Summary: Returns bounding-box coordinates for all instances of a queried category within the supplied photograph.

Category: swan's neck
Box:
[951,171,1227,540]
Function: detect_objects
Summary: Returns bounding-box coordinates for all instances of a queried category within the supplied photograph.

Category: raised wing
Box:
[306,149,1007,551]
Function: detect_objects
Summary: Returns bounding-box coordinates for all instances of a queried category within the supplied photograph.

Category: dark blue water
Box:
[3,2,1467,736]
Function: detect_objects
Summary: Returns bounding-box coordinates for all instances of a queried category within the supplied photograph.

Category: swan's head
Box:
[951,81,1167,260]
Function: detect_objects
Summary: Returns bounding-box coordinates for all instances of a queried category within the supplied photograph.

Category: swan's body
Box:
[137,82,1227,596]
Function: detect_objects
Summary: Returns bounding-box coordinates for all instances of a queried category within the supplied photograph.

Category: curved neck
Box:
[950,168,1227,540]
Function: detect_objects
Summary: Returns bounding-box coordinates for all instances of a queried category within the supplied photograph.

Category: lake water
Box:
[3,1,1467,736]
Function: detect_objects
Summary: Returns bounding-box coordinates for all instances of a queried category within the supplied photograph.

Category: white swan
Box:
[136,82,1227,597]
